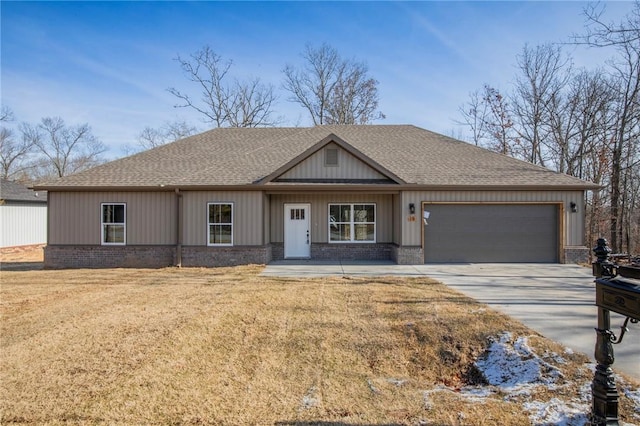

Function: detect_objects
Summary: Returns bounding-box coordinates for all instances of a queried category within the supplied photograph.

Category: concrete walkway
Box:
[262,261,639,379]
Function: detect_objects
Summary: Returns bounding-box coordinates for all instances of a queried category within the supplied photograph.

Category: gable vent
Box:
[325,148,338,166]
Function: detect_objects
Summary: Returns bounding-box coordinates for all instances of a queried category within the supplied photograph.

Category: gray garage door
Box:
[423,204,559,263]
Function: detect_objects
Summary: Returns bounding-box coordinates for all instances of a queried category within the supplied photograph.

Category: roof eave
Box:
[33,182,601,192]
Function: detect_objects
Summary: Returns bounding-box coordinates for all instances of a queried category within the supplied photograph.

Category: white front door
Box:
[284,203,310,259]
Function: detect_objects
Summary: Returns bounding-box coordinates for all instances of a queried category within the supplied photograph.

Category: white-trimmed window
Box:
[102,203,126,245]
[208,203,233,246]
[328,203,376,243]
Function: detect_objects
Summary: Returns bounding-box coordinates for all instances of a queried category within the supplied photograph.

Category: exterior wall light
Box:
[409,203,416,215]
[570,202,577,213]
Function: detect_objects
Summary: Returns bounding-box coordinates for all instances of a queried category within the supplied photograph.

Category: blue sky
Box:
[1,1,634,158]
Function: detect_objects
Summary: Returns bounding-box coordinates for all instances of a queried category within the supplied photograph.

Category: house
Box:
[34,125,598,269]
[0,179,47,251]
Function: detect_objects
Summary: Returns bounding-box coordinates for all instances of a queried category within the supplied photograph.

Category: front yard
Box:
[1,265,638,425]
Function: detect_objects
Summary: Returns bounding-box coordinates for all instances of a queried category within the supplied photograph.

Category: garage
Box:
[423,203,559,263]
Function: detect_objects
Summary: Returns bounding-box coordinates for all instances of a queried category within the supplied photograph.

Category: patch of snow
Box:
[458,386,493,403]
[423,385,492,406]
[300,385,318,410]
[523,398,590,426]
[366,378,379,394]
[420,332,638,426]
[577,381,592,403]
[475,332,563,391]
[544,350,567,365]
[386,378,407,387]
[623,387,640,414]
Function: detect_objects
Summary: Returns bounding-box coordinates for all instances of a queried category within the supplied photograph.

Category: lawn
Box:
[1,264,638,425]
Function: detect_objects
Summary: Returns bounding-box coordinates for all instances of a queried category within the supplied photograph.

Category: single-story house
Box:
[0,179,47,251]
[34,125,599,269]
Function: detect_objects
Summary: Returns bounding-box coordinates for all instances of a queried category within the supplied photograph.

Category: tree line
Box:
[456,3,639,254]
[0,43,384,179]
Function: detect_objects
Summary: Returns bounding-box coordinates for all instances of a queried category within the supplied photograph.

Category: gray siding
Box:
[182,191,264,246]
[392,194,401,245]
[270,193,393,243]
[400,190,585,247]
[0,204,47,247]
[48,191,176,245]
[263,193,271,244]
[278,143,387,180]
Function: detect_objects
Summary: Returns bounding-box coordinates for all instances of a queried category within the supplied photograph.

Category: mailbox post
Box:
[591,238,640,426]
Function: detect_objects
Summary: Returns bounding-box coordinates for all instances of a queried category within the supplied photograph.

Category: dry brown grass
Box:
[1,265,638,425]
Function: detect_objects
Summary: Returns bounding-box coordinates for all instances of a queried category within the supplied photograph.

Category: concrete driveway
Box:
[262,261,639,379]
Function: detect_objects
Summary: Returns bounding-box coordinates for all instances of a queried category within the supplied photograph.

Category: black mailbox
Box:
[591,238,639,426]
[595,274,640,321]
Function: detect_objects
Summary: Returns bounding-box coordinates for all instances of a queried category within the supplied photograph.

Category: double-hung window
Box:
[329,203,376,243]
[102,203,126,245]
[208,203,233,246]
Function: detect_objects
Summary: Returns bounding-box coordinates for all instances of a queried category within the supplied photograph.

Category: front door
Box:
[284,203,310,259]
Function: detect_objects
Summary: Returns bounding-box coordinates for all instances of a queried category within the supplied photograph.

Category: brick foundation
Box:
[391,245,423,265]
[45,245,273,269]
[311,243,393,260]
[45,244,584,268]
[271,243,284,261]
[181,245,272,267]
[44,245,175,269]
[270,242,393,261]
[564,246,589,264]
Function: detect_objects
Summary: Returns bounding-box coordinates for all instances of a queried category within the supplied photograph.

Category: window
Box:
[290,208,305,220]
[329,204,375,243]
[208,203,233,245]
[102,203,126,245]
[325,148,338,166]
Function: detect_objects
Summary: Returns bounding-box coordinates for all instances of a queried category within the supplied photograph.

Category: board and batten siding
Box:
[48,192,176,245]
[269,193,394,243]
[0,204,47,247]
[181,191,264,246]
[278,143,387,181]
[400,190,585,247]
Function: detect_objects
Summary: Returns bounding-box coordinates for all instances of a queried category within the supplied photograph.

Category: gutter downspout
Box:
[175,188,183,267]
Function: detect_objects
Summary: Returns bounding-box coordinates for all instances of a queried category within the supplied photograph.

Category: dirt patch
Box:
[0,244,44,270]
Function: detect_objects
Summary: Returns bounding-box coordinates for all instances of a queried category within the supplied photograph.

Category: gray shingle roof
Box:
[1,179,47,203]
[34,125,597,190]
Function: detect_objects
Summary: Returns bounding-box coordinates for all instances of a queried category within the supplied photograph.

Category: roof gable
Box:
[259,133,405,185]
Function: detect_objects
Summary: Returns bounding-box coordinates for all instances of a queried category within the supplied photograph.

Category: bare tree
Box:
[1,106,14,122]
[23,117,106,178]
[456,89,488,146]
[483,85,518,156]
[283,43,384,125]
[576,2,640,253]
[511,43,572,167]
[325,64,385,124]
[168,46,278,128]
[136,120,197,151]
[546,69,616,177]
[0,107,34,180]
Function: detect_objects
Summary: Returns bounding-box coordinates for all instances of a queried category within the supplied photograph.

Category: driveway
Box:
[262,261,639,379]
